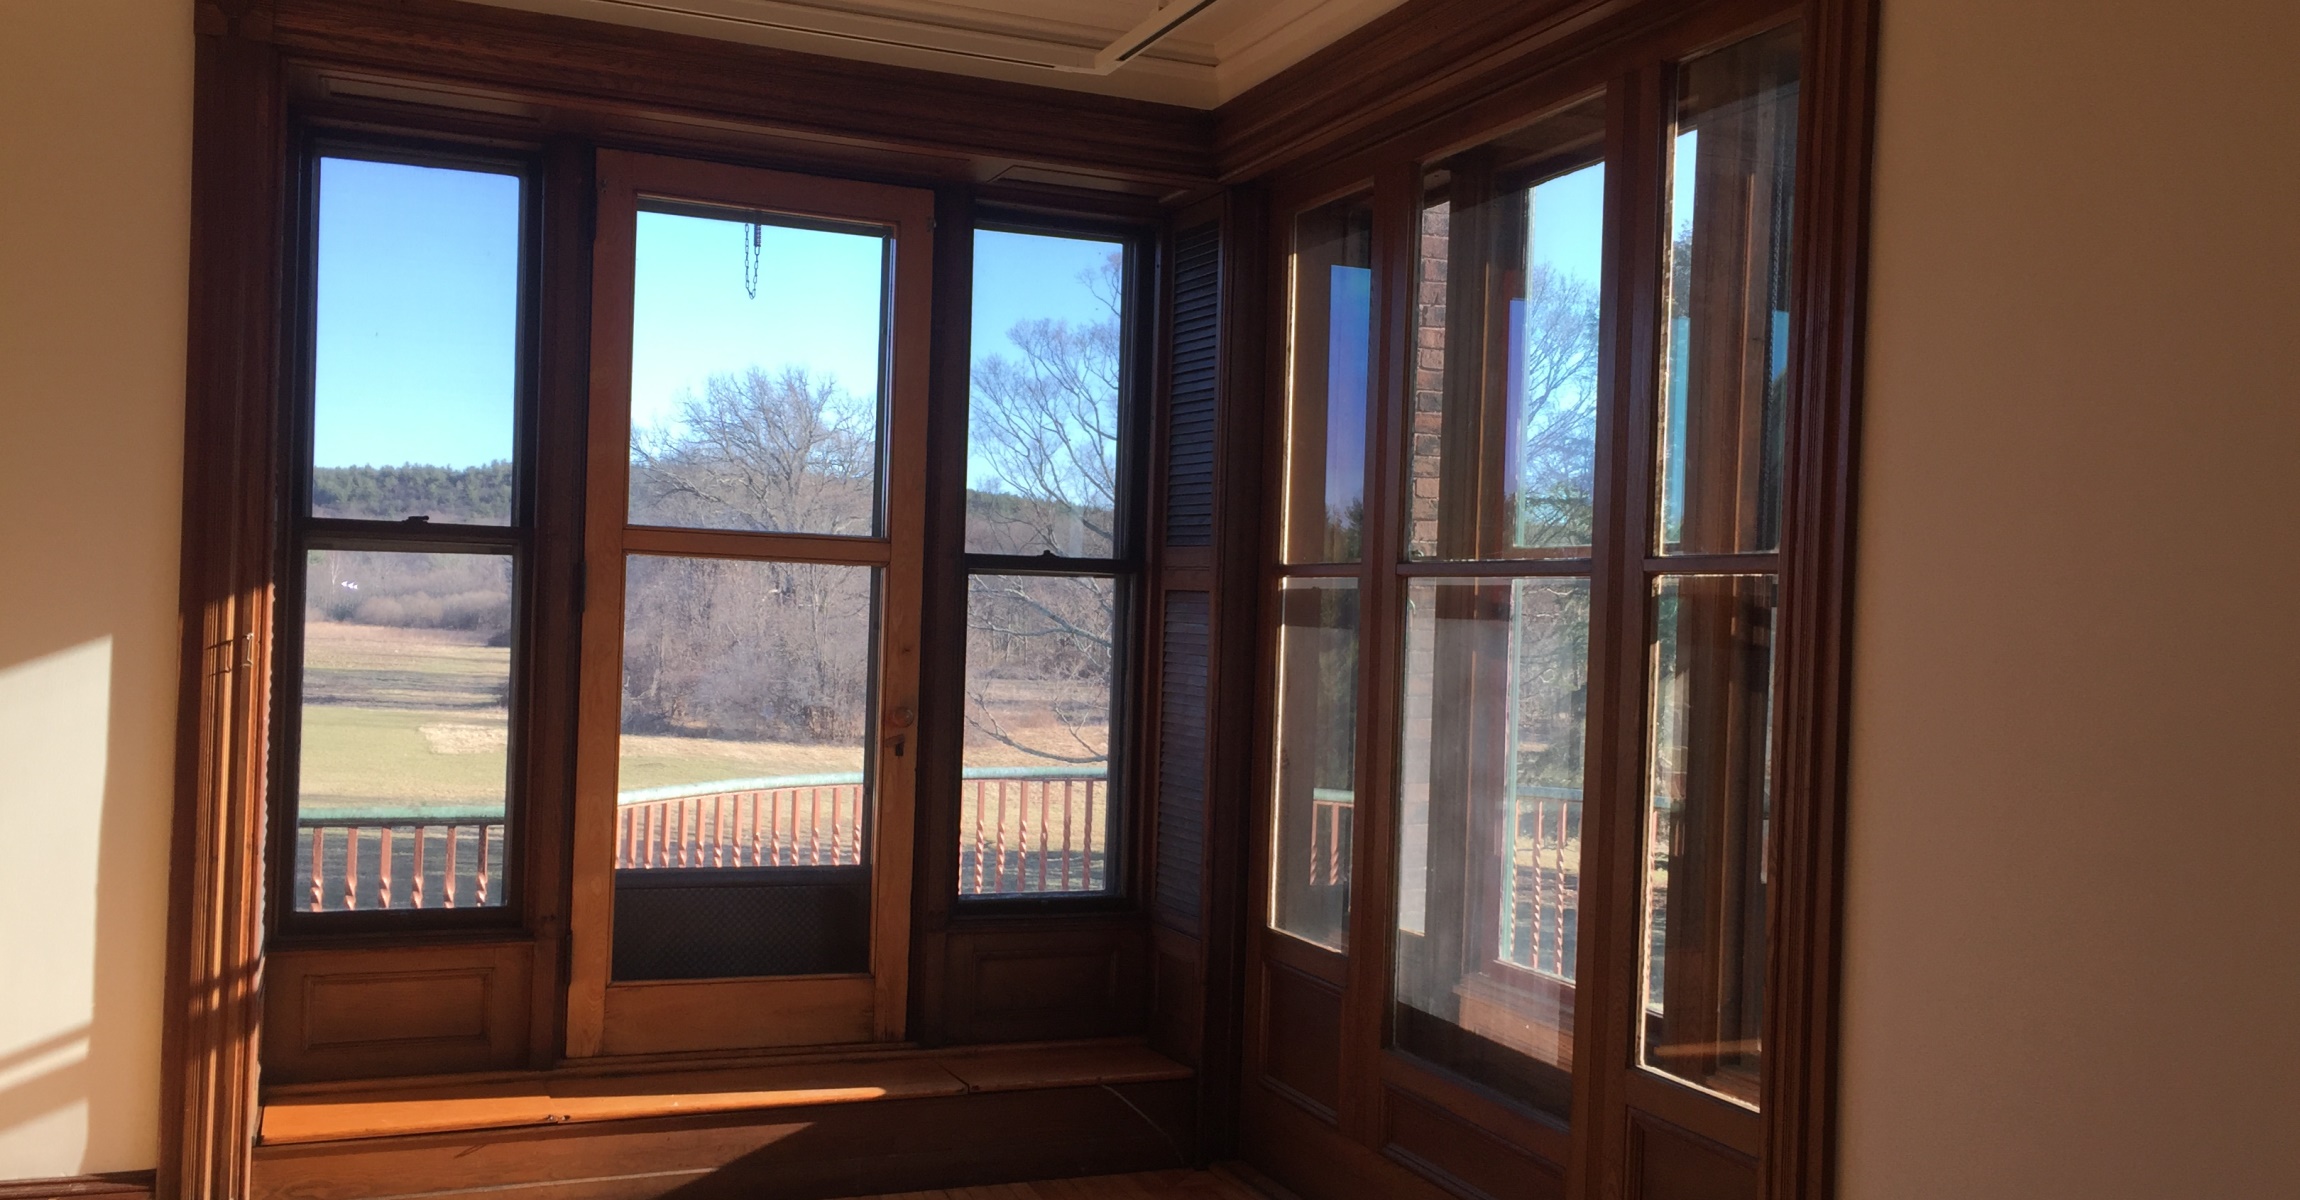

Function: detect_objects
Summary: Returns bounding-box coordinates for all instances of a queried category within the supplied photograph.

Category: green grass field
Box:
[299,621,1115,820]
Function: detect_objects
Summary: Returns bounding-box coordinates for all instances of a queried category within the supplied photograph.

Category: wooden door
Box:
[566,151,933,1057]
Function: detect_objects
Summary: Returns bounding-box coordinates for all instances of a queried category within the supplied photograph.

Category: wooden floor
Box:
[844,1169,1268,1200]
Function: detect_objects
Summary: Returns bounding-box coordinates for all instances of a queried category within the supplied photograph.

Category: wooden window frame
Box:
[167,0,1874,1195]
[947,213,1156,916]
[1231,1,1877,1198]
[266,133,547,938]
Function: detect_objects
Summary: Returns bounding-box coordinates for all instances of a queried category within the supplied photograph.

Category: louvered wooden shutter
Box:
[1164,222,1220,549]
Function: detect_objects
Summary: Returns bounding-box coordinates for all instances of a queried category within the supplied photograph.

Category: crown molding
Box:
[461,0,1406,108]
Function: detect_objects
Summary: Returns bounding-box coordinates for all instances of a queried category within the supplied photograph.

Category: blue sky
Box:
[631,210,887,440]
[312,158,520,470]
[1531,159,1607,288]
[312,157,1120,474]
[967,229,1123,491]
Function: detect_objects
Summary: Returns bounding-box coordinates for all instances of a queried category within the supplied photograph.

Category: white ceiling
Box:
[466,0,1406,107]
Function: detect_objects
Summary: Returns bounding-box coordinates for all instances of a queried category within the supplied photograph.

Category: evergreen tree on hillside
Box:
[312,461,515,523]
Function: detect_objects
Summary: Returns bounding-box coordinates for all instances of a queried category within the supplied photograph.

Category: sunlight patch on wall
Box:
[0,638,110,1174]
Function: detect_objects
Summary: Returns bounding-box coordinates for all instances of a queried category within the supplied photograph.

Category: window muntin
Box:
[282,152,531,917]
[1282,195,1376,566]
[956,227,1138,899]
[1388,97,1606,1120]
[628,207,889,536]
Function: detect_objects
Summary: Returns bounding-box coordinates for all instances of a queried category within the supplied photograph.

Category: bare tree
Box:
[961,253,1124,766]
[631,365,877,535]
[966,255,1122,558]
[1512,263,1602,548]
[621,367,877,745]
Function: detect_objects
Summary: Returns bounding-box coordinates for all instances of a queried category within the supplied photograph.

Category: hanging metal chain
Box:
[743,221,762,299]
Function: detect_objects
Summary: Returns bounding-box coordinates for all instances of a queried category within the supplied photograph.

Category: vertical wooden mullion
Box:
[1201,183,1268,1163]
[519,132,593,1066]
[1337,161,1422,1144]
[1762,0,1881,1194]
[163,14,281,1199]
[1568,60,1673,1200]
[563,148,639,1059]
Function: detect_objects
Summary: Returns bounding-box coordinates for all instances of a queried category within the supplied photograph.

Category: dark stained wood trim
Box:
[1196,183,1270,1163]
[163,5,285,1199]
[266,0,1216,188]
[1574,58,1674,1200]
[907,183,975,1045]
[1217,0,1664,181]
[0,1175,156,1200]
[1760,0,1880,1196]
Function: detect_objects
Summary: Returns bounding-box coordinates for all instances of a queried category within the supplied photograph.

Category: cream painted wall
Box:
[1842,0,2300,1196]
[0,0,191,1180]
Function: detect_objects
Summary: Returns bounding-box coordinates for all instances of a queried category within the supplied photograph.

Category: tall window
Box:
[958,227,1139,898]
[1638,22,1801,1107]
[1259,17,1804,1139]
[1272,194,1374,951]
[277,150,530,919]
[1391,95,1607,1120]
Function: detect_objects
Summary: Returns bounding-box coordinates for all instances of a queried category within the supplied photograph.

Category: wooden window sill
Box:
[258,1039,1191,1146]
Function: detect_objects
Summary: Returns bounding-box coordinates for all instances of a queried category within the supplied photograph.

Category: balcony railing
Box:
[294,811,504,913]
[295,766,1110,912]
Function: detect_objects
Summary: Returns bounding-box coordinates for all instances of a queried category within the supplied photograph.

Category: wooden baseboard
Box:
[0,1173,156,1200]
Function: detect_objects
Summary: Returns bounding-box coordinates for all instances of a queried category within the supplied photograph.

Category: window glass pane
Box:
[1393,576,1588,1116]
[1639,573,1776,1106]
[1658,24,1801,555]
[967,231,1126,558]
[1283,196,1375,564]
[959,573,1117,895]
[628,209,888,536]
[613,554,878,980]
[1270,578,1359,950]
[293,549,512,911]
[1410,99,1607,561]
[312,158,520,525]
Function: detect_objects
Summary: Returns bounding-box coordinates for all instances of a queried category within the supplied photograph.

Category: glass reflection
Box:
[1408,99,1608,561]
[1284,197,1375,564]
[1393,577,1589,1117]
[1639,573,1777,1106]
[1657,23,1801,555]
[1270,578,1360,950]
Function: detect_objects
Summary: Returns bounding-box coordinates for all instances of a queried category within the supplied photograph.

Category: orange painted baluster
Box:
[411,826,427,909]
[476,826,492,906]
[378,828,393,909]
[309,827,324,912]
